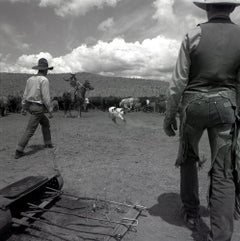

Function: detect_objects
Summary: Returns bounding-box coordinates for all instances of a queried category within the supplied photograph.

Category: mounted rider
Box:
[63,74,94,118]
[64,73,79,101]
[163,1,240,240]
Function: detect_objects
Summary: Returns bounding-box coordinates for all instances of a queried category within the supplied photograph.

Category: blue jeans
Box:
[179,95,236,241]
[17,103,52,151]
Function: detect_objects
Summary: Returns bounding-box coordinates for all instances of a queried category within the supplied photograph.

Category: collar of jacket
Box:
[208,15,233,23]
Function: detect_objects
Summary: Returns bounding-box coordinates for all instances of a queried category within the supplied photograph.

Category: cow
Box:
[157,100,167,114]
[119,97,140,112]
[51,99,59,112]
[108,107,126,123]
[0,96,8,116]
[62,91,73,117]
[7,94,22,113]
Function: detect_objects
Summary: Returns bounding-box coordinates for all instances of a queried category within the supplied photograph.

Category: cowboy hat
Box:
[193,0,240,10]
[32,58,53,70]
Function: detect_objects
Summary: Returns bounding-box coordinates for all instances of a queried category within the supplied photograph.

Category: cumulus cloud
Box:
[1,36,180,80]
[0,52,53,73]
[98,18,114,32]
[152,0,239,32]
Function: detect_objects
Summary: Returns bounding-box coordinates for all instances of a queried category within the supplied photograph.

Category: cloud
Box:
[153,0,175,23]
[1,36,180,80]
[10,0,122,17]
[0,52,52,73]
[152,0,205,38]
[98,18,114,32]
[9,0,31,2]
[0,23,30,51]
[43,0,122,17]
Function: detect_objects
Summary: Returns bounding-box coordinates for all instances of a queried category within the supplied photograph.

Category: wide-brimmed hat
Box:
[193,0,240,10]
[32,58,53,70]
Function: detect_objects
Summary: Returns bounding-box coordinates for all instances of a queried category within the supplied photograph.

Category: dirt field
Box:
[1,110,240,241]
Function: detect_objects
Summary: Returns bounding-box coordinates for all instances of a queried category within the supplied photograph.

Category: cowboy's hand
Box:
[163,116,178,137]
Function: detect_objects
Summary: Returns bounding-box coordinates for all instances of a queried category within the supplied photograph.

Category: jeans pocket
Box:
[214,99,235,124]
[29,104,44,114]
[185,101,206,128]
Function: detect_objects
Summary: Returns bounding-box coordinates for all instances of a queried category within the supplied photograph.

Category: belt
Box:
[202,93,221,98]
[29,102,43,106]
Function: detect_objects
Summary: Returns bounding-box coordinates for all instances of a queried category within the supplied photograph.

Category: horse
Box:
[63,74,94,117]
[74,80,94,117]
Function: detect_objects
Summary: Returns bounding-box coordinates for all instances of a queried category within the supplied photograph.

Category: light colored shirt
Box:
[166,26,201,116]
[22,75,52,112]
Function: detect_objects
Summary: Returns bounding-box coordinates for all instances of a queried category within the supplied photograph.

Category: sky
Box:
[1,0,240,81]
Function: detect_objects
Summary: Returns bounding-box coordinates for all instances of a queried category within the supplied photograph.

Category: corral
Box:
[1,111,240,240]
[0,72,168,115]
[0,72,169,98]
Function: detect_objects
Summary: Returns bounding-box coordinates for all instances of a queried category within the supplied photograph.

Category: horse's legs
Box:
[77,104,81,118]
[64,101,73,117]
[63,104,67,117]
[69,106,73,117]
[69,101,74,117]
[111,116,116,123]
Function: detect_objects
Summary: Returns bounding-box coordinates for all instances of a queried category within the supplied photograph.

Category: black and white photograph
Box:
[1,0,240,240]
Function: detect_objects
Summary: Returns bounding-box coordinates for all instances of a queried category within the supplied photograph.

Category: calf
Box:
[108,107,126,123]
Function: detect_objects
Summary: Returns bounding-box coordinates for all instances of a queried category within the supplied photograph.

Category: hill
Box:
[0,72,169,97]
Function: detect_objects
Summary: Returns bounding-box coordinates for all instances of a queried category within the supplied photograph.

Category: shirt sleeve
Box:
[165,26,201,118]
[165,35,191,117]
[237,70,240,110]
[21,79,29,106]
[41,77,52,112]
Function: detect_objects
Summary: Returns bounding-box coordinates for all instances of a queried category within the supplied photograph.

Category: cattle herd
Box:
[0,93,22,116]
[0,92,167,117]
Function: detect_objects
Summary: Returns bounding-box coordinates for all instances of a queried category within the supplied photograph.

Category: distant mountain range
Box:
[0,72,169,97]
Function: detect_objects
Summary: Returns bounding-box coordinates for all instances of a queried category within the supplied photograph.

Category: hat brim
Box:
[193,1,240,10]
[32,66,54,70]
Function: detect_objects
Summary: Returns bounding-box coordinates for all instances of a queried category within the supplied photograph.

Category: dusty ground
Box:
[1,110,240,241]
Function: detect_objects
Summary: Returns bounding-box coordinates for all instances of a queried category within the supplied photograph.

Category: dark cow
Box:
[0,96,8,116]
[7,94,22,113]
[62,91,73,117]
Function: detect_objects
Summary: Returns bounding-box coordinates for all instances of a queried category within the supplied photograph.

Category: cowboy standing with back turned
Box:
[163,1,240,240]
[15,58,54,159]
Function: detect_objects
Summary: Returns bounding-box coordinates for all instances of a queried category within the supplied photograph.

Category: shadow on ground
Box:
[25,144,45,156]
[148,192,210,241]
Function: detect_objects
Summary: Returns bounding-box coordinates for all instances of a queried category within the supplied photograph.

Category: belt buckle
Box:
[205,93,221,99]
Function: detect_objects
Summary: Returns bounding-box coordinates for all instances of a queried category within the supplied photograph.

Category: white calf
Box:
[108,107,126,123]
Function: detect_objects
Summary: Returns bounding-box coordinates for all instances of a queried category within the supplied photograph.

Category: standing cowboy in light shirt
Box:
[163,1,240,240]
[15,58,54,159]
